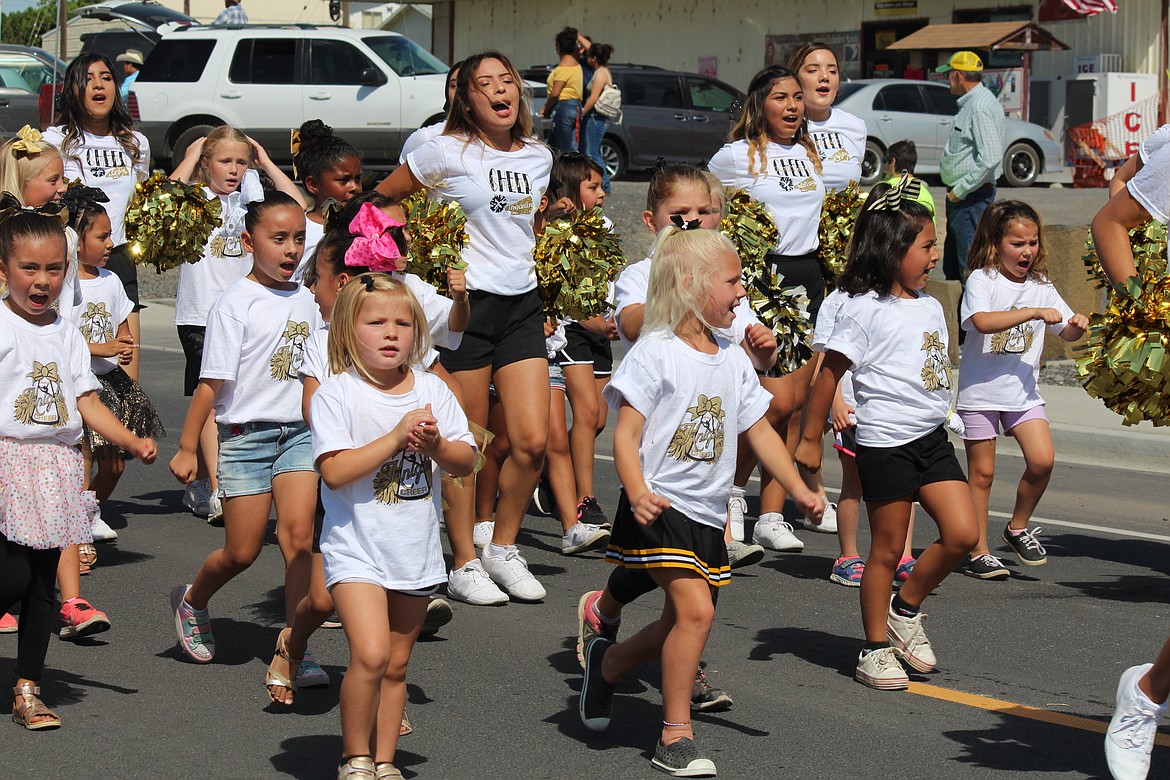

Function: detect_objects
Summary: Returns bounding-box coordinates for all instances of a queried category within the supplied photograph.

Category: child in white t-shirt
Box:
[310,274,475,779]
[168,192,320,668]
[957,201,1088,579]
[798,177,978,692]
[577,227,822,777]
[290,119,362,283]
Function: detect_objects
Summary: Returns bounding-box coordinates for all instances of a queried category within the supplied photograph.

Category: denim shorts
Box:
[217,421,314,498]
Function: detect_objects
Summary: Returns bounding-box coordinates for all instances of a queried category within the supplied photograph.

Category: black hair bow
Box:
[61,180,110,219]
[0,191,68,225]
[670,214,702,231]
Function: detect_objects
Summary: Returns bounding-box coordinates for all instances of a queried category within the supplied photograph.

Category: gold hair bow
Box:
[10,125,47,157]
[866,174,922,213]
[290,129,301,179]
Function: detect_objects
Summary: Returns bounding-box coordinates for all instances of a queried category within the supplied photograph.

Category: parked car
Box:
[129,24,449,170]
[522,63,744,178]
[0,44,66,134]
[74,0,195,67]
[833,78,1063,188]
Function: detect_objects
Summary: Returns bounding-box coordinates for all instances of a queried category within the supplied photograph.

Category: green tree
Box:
[2,1,103,49]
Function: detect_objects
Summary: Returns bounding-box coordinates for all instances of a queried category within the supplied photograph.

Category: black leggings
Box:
[605,566,720,608]
[0,535,60,682]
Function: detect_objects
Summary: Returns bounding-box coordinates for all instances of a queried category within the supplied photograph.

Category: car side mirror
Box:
[360,67,387,86]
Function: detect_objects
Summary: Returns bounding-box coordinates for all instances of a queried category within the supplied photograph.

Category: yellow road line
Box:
[908,682,1170,747]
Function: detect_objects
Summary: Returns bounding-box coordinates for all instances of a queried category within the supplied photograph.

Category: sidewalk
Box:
[140,299,1170,473]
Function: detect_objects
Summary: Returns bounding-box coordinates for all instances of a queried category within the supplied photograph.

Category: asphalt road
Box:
[2,324,1168,779]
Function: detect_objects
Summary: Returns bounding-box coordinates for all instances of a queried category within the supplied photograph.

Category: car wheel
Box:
[599,137,625,179]
[171,122,224,172]
[1002,142,1040,188]
[860,139,884,186]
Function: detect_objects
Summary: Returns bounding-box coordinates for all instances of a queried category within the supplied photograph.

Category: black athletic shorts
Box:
[438,288,546,372]
[855,425,967,503]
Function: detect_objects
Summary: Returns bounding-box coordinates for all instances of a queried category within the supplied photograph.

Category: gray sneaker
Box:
[651,737,717,777]
[1002,525,1047,566]
[726,540,764,570]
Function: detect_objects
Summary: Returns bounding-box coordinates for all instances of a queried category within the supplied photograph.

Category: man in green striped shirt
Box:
[938,51,1004,282]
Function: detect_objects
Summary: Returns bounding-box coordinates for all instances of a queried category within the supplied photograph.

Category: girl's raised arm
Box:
[170,137,205,182]
[374,162,423,200]
[248,136,308,209]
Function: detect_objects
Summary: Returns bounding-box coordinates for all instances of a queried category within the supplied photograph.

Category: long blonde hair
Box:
[643,227,739,336]
[729,66,821,178]
[327,274,432,384]
[0,131,63,205]
[191,126,252,187]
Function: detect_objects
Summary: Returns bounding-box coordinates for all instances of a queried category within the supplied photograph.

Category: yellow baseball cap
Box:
[936,51,983,73]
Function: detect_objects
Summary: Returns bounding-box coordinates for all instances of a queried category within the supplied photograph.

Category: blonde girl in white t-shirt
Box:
[375,50,555,603]
[0,212,156,730]
[957,201,1088,579]
[168,192,319,670]
[310,274,475,779]
[798,178,978,691]
[171,126,307,524]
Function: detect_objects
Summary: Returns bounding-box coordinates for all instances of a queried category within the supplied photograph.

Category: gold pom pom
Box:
[818,182,866,286]
[402,191,468,297]
[534,207,624,320]
[124,171,222,274]
[719,189,777,289]
[1082,220,1167,290]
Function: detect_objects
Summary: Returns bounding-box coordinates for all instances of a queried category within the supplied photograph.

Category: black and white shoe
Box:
[651,737,717,777]
[1002,525,1047,566]
[580,637,616,732]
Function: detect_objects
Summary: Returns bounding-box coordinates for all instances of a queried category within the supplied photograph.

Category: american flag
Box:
[1061,0,1118,15]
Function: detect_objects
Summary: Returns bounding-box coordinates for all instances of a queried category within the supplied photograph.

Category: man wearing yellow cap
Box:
[938,50,1004,282]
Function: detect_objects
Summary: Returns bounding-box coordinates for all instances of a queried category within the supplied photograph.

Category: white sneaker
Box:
[182,479,212,516]
[206,490,224,527]
[90,509,118,543]
[886,597,936,673]
[481,546,546,602]
[727,494,747,542]
[752,514,804,552]
[855,646,909,690]
[798,501,838,534]
[473,520,495,547]
[446,560,508,606]
[1106,663,1167,779]
[562,522,610,555]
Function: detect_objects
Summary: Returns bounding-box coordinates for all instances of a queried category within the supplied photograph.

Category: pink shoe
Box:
[895,556,916,584]
[576,590,620,668]
[0,613,17,633]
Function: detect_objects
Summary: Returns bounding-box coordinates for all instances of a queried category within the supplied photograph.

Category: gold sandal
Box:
[264,627,301,705]
[78,544,97,575]
[399,710,412,736]
[11,682,60,730]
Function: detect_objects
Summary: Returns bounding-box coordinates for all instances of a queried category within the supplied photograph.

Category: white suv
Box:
[130,25,449,171]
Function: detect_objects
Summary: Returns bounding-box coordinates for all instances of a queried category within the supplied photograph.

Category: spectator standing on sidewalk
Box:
[212,0,248,25]
[938,51,1004,282]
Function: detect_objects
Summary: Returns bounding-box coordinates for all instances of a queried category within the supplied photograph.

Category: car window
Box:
[834,82,864,105]
[0,53,52,93]
[924,85,959,116]
[309,40,376,85]
[362,35,445,77]
[137,39,214,83]
[229,38,298,85]
[687,77,737,112]
[874,84,927,114]
[622,74,684,109]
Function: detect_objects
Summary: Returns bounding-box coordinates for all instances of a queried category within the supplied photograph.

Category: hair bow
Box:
[290,129,302,179]
[345,201,405,273]
[61,179,110,217]
[10,125,47,157]
[0,191,68,225]
[866,174,922,213]
[670,214,702,231]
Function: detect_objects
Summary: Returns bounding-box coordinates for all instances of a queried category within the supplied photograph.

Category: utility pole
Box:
[57,0,66,60]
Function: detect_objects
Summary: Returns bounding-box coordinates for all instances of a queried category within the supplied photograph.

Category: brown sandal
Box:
[11,682,60,730]
[78,544,97,575]
[265,627,300,705]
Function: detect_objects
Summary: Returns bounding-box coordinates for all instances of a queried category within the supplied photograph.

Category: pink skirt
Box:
[0,438,96,550]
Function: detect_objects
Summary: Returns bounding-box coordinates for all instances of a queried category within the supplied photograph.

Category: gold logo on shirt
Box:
[268,320,310,381]
[990,307,1033,354]
[667,394,725,463]
[506,195,533,215]
[372,451,432,503]
[828,149,851,163]
[920,331,951,392]
[795,177,818,192]
[13,361,68,428]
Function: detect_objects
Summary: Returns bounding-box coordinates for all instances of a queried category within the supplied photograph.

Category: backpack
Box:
[594,82,622,121]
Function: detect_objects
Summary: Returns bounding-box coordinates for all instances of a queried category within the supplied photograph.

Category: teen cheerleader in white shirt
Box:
[957,201,1087,580]
[797,178,978,691]
[578,227,822,777]
[168,192,321,673]
[376,51,554,602]
[0,212,156,730]
[789,42,868,194]
[310,274,475,780]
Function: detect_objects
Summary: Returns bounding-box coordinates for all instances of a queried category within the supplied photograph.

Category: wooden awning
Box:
[885,21,1070,51]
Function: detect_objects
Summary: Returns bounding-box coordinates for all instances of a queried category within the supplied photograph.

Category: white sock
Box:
[484,543,511,559]
[731,485,746,500]
[758,512,784,524]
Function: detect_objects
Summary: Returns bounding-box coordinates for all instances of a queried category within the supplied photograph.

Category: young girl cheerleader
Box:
[310,274,475,779]
[168,192,320,668]
[171,126,306,524]
[957,201,1088,579]
[43,53,150,381]
[708,65,831,553]
[578,227,823,777]
[0,212,156,730]
[375,51,553,603]
[290,119,362,282]
[796,178,978,690]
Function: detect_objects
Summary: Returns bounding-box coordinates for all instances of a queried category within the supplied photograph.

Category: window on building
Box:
[229,39,298,84]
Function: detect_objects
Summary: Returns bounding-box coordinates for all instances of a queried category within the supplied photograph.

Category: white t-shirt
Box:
[292,217,325,284]
[826,292,952,447]
[407,134,552,295]
[200,278,320,425]
[400,121,444,164]
[1130,135,1170,225]
[1139,123,1170,164]
[43,126,150,246]
[708,139,825,256]
[74,268,134,375]
[311,369,475,590]
[957,268,1074,412]
[0,303,101,445]
[603,331,772,529]
[173,187,254,327]
[808,109,867,192]
[298,324,330,385]
[612,256,760,348]
[812,288,857,409]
